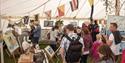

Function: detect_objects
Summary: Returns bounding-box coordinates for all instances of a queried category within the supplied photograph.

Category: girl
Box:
[98,44,115,63]
[90,34,106,63]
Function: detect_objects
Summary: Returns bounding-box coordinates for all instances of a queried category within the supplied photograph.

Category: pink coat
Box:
[91,40,103,62]
[122,49,125,63]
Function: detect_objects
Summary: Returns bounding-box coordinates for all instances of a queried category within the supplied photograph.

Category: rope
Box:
[23,0,50,14]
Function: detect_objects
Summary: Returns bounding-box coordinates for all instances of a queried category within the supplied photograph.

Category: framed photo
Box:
[45,46,55,58]
[3,31,19,53]
[44,21,53,27]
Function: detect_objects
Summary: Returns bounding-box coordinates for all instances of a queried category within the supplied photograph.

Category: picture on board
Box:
[44,21,53,27]
[45,46,55,57]
[3,31,19,53]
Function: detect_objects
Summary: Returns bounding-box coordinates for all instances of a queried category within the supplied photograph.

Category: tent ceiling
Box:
[0,0,124,19]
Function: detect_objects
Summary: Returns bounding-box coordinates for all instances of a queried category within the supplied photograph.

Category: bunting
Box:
[88,0,94,6]
[57,5,65,17]
[70,0,79,11]
[44,10,51,18]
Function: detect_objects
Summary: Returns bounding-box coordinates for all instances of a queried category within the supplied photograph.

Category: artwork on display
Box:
[70,22,77,27]
[45,46,55,58]
[3,31,19,53]
[24,16,29,24]
[44,21,53,27]
[107,15,125,35]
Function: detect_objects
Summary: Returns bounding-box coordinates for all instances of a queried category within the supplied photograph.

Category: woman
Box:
[49,26,59,51]
[80,28,93,63]
[98,44,115,63]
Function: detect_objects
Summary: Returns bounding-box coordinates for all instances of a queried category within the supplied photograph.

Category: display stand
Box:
[44,46,61,63]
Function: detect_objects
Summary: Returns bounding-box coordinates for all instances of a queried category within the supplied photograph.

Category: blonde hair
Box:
[96,34,102,40]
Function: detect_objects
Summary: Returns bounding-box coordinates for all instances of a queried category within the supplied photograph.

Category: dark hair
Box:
[94,20,98,25]
[54,26,59,29]
[30,20,34,23]
[83,28,90,35]
[110,23,118,28]
[101,35,107,44]
[98,44,115,61]
[66,24,74,31]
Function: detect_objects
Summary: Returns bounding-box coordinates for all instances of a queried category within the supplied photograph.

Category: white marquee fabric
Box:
[1,0,107,19]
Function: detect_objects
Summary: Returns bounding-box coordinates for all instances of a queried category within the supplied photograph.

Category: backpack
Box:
[65,35,83,62]
[112,31,122,45]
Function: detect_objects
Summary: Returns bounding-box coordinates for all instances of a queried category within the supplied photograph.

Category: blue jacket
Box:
[33,25,41,38]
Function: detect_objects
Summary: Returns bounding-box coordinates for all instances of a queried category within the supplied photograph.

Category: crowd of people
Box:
[7,19,125,63]
[47,20,125,63]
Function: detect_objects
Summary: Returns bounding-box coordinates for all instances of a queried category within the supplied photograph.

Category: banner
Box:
[57,5,65,17]
[88,0,94,6]
[70,0,79,11]
[45,10,51,18]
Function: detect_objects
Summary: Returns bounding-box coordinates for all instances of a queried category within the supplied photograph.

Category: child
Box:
[91,34,103,62]
[98,44,115,63]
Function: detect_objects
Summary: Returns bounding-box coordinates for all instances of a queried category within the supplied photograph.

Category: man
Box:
[107,23,122,61]
[32,21,41,44]
[60,24,84,63]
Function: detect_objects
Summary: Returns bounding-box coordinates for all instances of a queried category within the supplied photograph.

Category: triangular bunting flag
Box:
[70,0,79,11]
[57,5,65,17]
[88,0,94,6]
[44,10,51,18]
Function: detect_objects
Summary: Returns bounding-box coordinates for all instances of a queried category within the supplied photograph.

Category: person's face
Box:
[66,29,69,34]
[109,24,115,32]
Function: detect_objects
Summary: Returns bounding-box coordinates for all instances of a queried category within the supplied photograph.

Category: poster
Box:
[3,31,19,53]
[45,46,55,58]
[44,21,53,27]
[107,15,125,32]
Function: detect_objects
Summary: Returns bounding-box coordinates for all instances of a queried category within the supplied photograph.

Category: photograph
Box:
[44,21,53,27]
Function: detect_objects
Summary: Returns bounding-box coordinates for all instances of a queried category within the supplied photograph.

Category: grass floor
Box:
[0,41,121,63]
[0,41,62,63]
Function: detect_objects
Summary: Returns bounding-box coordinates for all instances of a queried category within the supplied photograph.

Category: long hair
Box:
[101,35,107,44]
[98,44,115,61]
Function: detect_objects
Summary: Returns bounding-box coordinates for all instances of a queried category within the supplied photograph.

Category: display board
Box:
[3,31,19,53]
[44,21,53,27]
[107,15,125,32]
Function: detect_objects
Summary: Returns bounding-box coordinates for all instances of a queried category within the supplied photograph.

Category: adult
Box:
[80,28,93,63]
[88,20,100,42]
[60,24,84,63]
[32,21,41,45]
[49,26,59,51]
[107,23,122,61]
